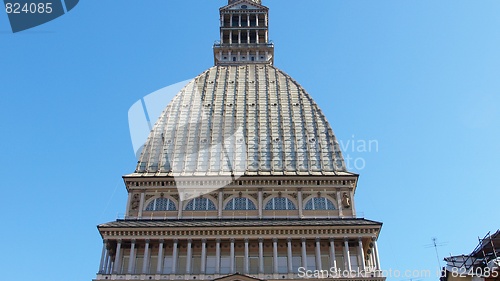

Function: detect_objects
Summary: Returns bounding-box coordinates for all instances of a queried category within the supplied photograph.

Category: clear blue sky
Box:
[1,1,499,281]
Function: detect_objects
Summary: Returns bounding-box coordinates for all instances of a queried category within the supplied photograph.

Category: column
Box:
[230,239,235,273]
[256,14,259,27]
[244,239,250,274]
[186,239,192,274]
[247,30,250,44]
[344,239,351,272]
[125,193,132,217]
[287,239,293,274]
[373,240,381,270]
[329,238,337,270]
[99,240,107,273]
[273,238,278,274]
[371,250,377,271]
[337,190,343,217]
[220,31,224,44]
[128,240,136,274]
[142,240,150,274]
[215,239,221,274]
[258,238,264,274]
[238,14,241,27]
[230,14,233,27]
[218,190,223,218]
[358,239,366,271]
[113,240,122,274]
[138,191,145,218]
[247,13,250,27]
[156,240,164,274]
[315,238,322,270]
[104,253,111,274]
[172,239,178,274]
[350,190,356,217]
[256,30,259,44]
[301,238,307,269]
[177,200,183,219]
[297,188,303,218]
[238,30,241,44]
[258,189,263,219]
[201,239,207,274]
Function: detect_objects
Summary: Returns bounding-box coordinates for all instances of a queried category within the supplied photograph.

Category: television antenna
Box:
[424,237,448,268]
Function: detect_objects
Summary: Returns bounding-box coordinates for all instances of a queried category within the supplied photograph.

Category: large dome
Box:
[134,64,350,177]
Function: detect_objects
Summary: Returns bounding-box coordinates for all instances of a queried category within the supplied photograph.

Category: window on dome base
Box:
[304,197,336,210]
[145,197,176,211]
[265,197,296,210]
[184,197,216,211]
[224,197,257,210]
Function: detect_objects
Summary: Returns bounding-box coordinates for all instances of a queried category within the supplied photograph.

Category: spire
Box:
[214,0,274,65]
[228,0,261,4]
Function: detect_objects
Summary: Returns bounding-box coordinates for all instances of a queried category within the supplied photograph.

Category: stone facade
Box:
[93,1,384,281]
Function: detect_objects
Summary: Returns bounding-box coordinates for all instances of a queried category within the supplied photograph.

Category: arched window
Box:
[304,197,336,210]
[145,197,176,211]
[224,197,257,210]
[184,197,216,211]
[265,197,296,210]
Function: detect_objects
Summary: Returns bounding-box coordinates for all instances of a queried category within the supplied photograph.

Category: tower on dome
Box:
[214,0,274,65]
[228,0,261,4]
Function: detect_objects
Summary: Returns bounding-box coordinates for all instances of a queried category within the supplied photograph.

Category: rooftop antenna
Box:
[425,237,448,269]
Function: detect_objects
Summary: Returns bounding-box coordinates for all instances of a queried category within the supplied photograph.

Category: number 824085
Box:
[5,2,53,14]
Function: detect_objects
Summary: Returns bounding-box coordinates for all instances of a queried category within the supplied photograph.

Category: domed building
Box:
[93,1,384,280]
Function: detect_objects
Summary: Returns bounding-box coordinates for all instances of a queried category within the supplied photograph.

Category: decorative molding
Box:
[124,178,357,189]
[327,193,336,200]
[101,227,380,240]
[130,194,140,211]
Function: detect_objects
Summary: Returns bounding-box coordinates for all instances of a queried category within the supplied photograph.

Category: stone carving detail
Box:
[327,193,336,200]
[302,193,312,198]
[249,193,258,200]
[342,192,351,208]
[290,193,297,199]
[263,193,271,199]
[171,194,179,201]
[145,194,154,201]
[130,194,140,211]
[209,193,218,199]
[224,193,232,200]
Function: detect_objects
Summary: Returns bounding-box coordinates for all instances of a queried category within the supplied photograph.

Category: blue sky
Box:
[1,1,499,280]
